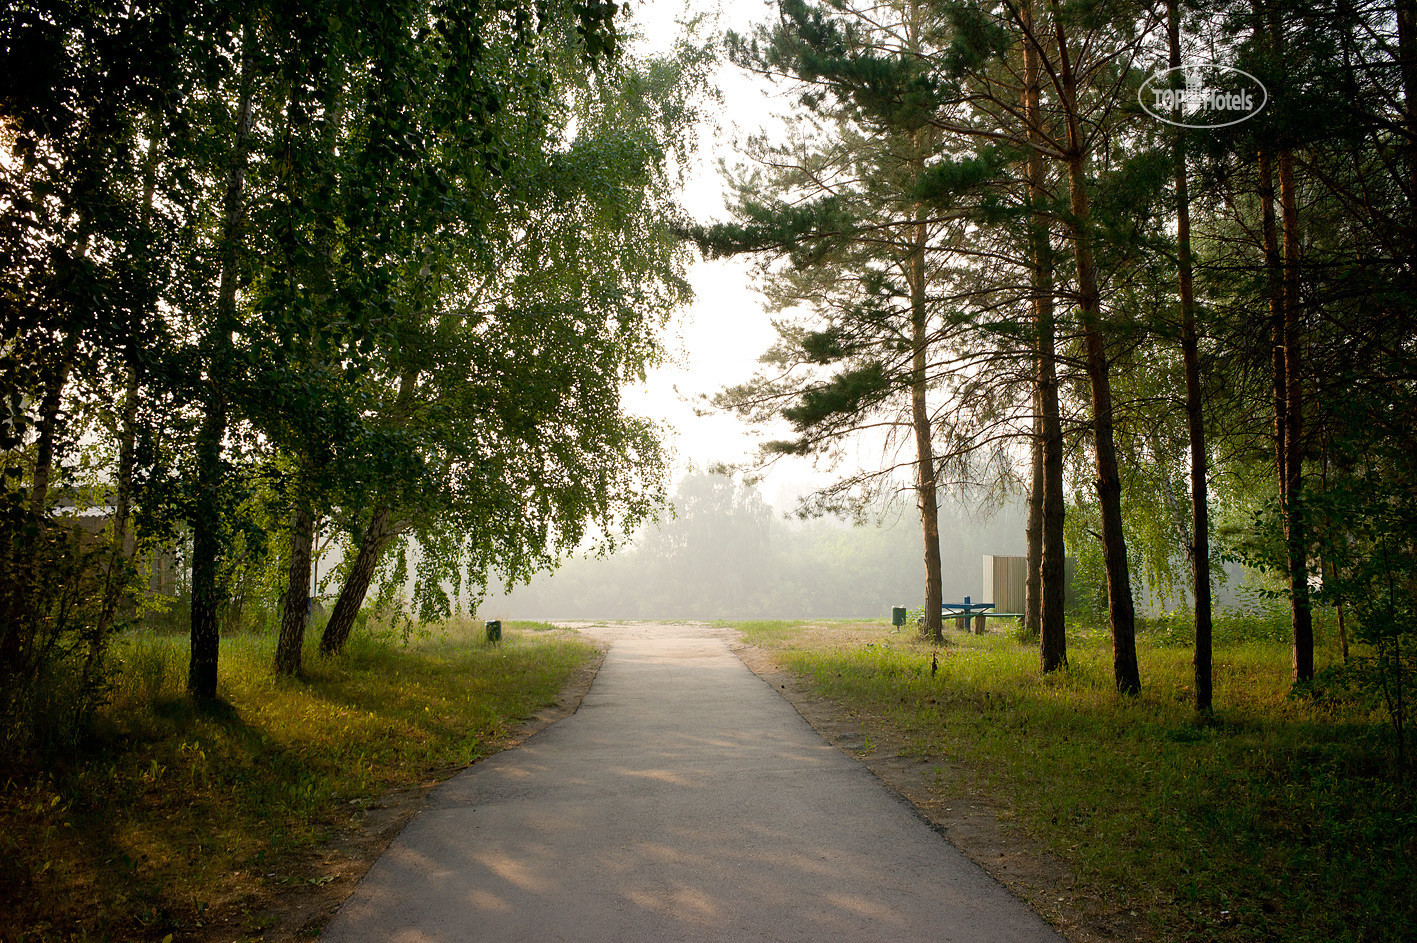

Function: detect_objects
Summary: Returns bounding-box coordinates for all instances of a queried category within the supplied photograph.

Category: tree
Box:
[1018,0,1069,673]
[175,0,644,688]
[188,7,256,699]
[2,0,675,705]
[0,0,189,735]
[1187,0,1417,694]
[316,29,706,653]
[1167,0,1214,712]
[702,0,991,644]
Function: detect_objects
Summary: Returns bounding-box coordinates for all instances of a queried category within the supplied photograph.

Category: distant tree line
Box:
[488,467,1275,622]
[489,467,1030,620]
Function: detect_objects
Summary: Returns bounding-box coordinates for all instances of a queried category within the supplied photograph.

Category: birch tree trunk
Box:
[272,48,346,678]
[275,495,314,675]
[189,30,253,700]
[319,506,399,654]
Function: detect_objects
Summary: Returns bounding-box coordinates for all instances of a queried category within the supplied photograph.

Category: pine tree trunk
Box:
[1258,143,1295,676]
[904,104,944,644]
[1039,381,1067,673]
[910,208,944,645]
[1170,0,1213,713]
[1259,0,1312,686]
[1025,410,1043,640]
[275,494,313,675]
[1259,150,1286,487]
[1263,151,1314,680]
[1278,145,1313,683]
[320,506,397,654]
[1396,0,1417,271]
[1053,5,1138,693]
[189,32,253,701]
[1023,0,1067,673]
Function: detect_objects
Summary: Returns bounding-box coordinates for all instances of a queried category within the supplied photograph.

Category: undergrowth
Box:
[0,619,596,942]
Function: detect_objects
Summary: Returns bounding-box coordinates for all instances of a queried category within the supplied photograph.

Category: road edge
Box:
[730,638,1156,943]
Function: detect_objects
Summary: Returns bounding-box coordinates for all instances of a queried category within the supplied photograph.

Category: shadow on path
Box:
[321,623,1065,943]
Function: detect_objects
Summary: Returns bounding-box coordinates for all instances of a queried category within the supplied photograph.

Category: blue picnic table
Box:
[942,596,1024,634]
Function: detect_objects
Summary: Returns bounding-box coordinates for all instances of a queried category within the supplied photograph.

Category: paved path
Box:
[322,623,1065,942]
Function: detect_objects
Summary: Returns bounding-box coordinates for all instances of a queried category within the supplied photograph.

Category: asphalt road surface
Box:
[321,623,1066,943]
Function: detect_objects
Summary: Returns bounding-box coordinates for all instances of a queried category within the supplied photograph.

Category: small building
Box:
[52,495,177,597]
[982,554,1075,615]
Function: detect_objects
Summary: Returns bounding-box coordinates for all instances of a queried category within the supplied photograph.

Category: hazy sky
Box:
[620,0,838,510]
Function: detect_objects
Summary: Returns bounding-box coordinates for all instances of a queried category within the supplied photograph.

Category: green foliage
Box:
[1307,424,1417,771]
[713,0,1007,541]
[938,2,1013,74]
[692,195,853,261]
[0,510,132,761]
[913,147,1007,208]
[111,629,187,706]
[781,362,891,430]
[1138,607,1292,648]
[1,0,698,696]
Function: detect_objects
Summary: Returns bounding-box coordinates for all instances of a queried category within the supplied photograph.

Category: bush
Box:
[0,502,132,762]
[1137,607,1293,647]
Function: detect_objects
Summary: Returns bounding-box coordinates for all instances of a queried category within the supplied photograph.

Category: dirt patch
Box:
[732,637,1158,943]
[193,644,607,943]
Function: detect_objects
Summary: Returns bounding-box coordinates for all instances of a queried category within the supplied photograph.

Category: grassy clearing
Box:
[0,619,596,943]
[737,617,1415,943]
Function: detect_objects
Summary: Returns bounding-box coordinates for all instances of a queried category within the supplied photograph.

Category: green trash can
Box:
[485,620,502,644]
[891,606,907,627]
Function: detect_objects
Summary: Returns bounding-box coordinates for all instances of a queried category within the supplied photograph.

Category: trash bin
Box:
[485,620,502,644]
[891,606,907,627]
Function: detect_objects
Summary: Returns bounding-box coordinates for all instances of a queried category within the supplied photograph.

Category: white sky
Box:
[619,0,841,511]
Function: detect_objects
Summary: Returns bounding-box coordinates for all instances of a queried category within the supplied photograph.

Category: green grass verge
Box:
[737,618,1415,943]
[0,619,597,942]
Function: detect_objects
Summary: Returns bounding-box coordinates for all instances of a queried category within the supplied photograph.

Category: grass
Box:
[0,618,597,943]
[735,616,1416,943]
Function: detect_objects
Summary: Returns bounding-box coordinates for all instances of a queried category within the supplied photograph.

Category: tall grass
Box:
[740,619,1414,943]
[0,620,597,942]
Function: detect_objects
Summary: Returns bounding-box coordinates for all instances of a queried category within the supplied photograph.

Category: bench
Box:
[942,596,1024,634]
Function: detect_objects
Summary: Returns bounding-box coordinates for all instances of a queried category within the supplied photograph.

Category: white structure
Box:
[982,554,1075,615]
[982,555,1027,614]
